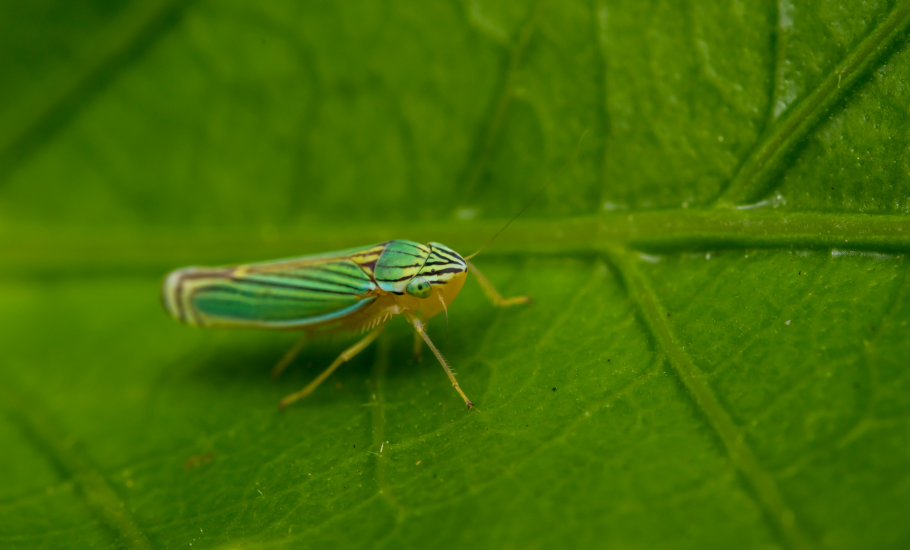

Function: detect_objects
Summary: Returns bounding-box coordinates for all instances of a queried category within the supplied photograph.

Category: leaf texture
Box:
[1,1,910,549]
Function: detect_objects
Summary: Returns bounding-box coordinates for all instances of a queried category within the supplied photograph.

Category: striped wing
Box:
[164,244,383,328]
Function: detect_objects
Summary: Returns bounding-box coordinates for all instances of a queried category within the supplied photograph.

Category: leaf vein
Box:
[0,382,154,549]
[0,0,193,183]
[604,246,814,550]
[714,0,910,205]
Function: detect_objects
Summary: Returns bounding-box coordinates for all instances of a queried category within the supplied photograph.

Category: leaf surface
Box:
[2,1,910,549]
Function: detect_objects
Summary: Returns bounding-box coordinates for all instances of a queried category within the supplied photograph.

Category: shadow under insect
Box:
[182,325,428,405]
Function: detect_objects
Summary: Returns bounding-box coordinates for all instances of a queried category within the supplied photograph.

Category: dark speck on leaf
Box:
[184,451,216,471]
[552,387,557,391]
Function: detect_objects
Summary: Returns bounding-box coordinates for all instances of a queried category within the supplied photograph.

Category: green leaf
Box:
[2,1,910,549]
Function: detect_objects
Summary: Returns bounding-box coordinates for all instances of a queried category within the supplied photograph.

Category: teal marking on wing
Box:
[192,288,375,327]
[188,257,376,327]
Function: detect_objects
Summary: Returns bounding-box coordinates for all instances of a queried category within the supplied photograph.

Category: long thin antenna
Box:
[464,130,588,261]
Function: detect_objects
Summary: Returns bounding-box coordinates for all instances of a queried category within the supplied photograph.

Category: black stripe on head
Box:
[432,266,465,275]
[430,248,465,266]
[423,260,462,267]
[424,267,465,280]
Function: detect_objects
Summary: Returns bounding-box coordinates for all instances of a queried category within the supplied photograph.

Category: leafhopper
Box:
[161,240,526,409]
[161,134,584,410]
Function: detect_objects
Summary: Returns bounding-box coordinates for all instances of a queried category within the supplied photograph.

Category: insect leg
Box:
[466,260,531,307]
[279,325,385,409]
[271,332,308,378]
[412,329,423,361]
[410,318,474,409]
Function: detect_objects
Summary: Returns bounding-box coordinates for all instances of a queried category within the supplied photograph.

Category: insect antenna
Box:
[463,130,588,261]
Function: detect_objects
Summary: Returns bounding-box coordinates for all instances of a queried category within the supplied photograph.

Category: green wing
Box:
[164,244,382,328]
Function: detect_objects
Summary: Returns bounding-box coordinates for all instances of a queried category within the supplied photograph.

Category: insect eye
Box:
[405,276,432,299]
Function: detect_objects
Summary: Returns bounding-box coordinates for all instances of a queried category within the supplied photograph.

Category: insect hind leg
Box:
[271,332,308,378]
[279,325,384,409]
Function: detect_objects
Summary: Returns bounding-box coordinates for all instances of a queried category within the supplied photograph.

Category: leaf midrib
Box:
[3,210,908,275]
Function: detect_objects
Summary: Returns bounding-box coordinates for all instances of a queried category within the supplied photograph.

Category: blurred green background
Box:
[2,1,910,549]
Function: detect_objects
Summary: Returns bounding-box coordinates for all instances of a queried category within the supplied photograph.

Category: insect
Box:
[161,134,584,410]
[161,240,527,409]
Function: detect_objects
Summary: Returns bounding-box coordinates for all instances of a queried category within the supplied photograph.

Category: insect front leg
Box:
[271,332,308,378]
[412,329,423,361]
[466,260,531,307]
[279,325,385,409]
[409,317,473,409]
